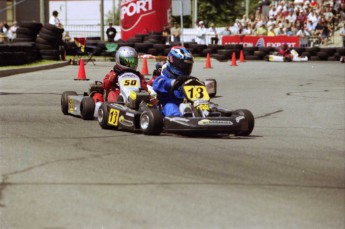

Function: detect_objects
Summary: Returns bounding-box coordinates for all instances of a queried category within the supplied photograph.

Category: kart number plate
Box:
[121,79,139,87]
[183,85,210,101]
[108,108,120,126]
[68,98,74,112]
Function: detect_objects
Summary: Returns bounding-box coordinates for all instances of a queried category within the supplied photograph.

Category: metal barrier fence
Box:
[64,25,343,47]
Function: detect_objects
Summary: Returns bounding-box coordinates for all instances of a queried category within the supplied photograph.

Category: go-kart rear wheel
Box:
[234,109,255,136]
[61,91,77,115]
[98,103,112,129]
[80,97,95,120]
[140,108,163,135]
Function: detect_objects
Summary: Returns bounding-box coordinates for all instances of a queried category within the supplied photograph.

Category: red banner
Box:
[222,35,300,47]
[121,0,171,41]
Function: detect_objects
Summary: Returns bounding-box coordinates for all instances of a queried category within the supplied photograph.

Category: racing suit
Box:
[153,65,185,116]
[102,67,148,102]
[278,47,293,60]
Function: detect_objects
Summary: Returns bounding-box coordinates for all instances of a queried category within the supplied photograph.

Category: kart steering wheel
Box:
[170,76,198,100]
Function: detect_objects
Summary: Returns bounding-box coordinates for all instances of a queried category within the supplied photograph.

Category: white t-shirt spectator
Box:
[286,12,297,24]
[49,16,61,27]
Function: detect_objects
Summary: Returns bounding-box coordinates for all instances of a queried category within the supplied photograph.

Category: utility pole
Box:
[245,0,250,17]
[100,0,104,40]
[194,0,197,25]
[65,0,67,25]
[112,0,116,24]
[40,0,45,24]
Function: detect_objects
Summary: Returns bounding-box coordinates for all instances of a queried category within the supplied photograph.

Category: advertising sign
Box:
[222,35,300,47]
[121,0,171,41]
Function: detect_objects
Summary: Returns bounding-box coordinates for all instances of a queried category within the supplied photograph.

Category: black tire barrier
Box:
[134,43,153,53]
[35,24,64,56]
[38,31,62,43]
[41,54,61,61]
[43,24,64,34]
[60,32,345,62]
[211,53,228,62]
[18,22,42,34]
[16,27,37,35]
[0,43,39,66]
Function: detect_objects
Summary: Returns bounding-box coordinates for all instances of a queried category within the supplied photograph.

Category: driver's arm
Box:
[139,73,148,91]
[153,75,174,93]
[102,70,117,90]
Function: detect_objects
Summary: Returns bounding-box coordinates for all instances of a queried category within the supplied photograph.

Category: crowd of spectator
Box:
[194,0,345,47]
[0,20,18,43]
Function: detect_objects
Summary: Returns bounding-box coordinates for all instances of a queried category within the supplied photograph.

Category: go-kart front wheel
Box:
[61,91,77,115]
[140,108,163,135]
[234,109,255,136]
[97,103,114,129]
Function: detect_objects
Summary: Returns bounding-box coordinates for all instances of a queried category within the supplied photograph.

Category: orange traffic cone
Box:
[230,52,237,66]
[239,50,245,62]
[74,58,89,81]
[141,58,149,75]
[204,53,212,69]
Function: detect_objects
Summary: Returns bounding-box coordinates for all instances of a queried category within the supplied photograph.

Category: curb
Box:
[0,61,69,78]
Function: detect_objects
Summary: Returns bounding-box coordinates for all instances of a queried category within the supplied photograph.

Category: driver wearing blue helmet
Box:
[153,46,194,116]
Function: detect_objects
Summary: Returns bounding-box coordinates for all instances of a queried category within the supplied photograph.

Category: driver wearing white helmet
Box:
[94,46,148,103]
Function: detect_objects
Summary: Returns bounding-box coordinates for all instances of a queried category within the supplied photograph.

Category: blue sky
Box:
[49,0,120,25]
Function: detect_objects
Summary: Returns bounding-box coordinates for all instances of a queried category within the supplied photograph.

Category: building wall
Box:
[0,1,7,22]
[0,0,49,24]
[16,0,40,22]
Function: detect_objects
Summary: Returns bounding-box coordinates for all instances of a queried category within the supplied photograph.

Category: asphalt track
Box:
[0,59,344,228]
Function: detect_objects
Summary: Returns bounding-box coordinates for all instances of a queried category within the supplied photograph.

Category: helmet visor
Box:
[120,56,138,69]
[173,58,193,76]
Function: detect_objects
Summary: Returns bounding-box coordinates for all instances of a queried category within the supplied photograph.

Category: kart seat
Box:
[182,112,194,117]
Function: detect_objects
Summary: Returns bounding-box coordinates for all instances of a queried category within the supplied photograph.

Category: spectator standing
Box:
[307,9,319,28]
[0,21,8,43]
[240,15,251,26]
[261,0,272,21]
[63,31,71,42]
[340,23,345,47]
[7,21,18,42]
[324,5,334,23]
[221,24,232,35]
[242,23,253,35]
[321,21,333,45]
[208,23,219,44]
[49,10,63,28]
[196,21,206,44]
[307,20,316,33]
[296,25,310,47]
[269,5,278,18]
[106,22,117,42]
[162,25,171,44]
[171,22,181,42]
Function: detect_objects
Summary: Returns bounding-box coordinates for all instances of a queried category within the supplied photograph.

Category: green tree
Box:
[172,0,260,28]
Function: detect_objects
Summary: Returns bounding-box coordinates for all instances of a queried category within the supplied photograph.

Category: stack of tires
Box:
[36,24,64,60]
[0,42,38,66]
[211,44,243,61]
[14,22,42,43]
